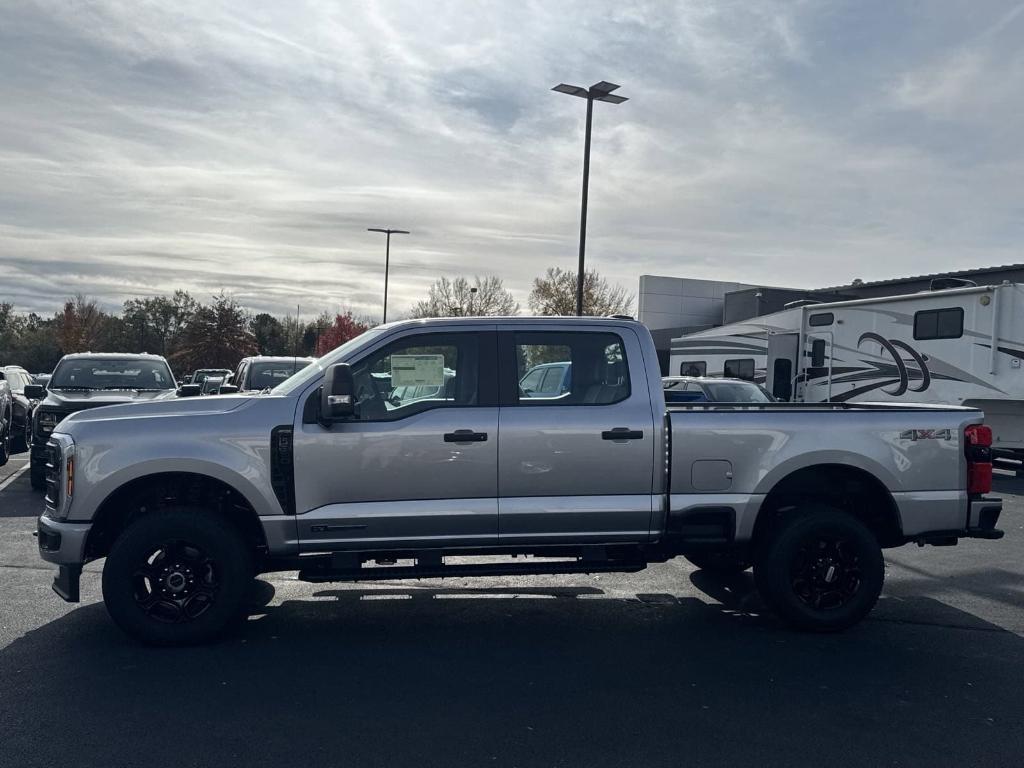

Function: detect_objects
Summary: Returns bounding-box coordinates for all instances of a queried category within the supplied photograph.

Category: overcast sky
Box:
[2,1,1022,321]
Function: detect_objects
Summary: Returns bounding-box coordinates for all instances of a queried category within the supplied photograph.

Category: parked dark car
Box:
[232,356,314,392]
[27,353,178,490]
[662,376,775,404]
[0,373,10,466]
[1,365,40,452]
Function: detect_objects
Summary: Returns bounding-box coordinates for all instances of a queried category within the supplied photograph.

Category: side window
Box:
[808,312,834,327]
[514,332,629,405]
[724,358,755,381]
[351,332,480,421]
[914,308,963,340]
[519,367,544,394]
[679,361,706,376]
[538,366,566,395]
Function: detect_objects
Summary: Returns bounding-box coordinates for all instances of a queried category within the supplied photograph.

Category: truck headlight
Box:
[38,411,60,434]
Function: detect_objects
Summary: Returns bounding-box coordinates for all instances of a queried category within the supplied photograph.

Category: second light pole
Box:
[367,227,409,323]
[552,80,628,316]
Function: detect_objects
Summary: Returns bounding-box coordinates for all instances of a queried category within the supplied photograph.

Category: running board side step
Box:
[297,555,647,584]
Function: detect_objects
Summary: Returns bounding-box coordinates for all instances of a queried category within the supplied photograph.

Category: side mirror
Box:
[219,384,239,394]
[320,363,355,424]
[24,384,45,399]
[178,384,202,397]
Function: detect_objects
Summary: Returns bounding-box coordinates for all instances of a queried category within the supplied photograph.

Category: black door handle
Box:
[602,428,644,441]
[444,430,488,443]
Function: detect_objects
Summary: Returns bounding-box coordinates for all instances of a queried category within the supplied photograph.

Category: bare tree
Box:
[527,268,634,317]
[409,276,520,318]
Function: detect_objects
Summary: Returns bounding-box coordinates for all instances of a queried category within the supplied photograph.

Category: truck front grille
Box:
[43,440,61,513]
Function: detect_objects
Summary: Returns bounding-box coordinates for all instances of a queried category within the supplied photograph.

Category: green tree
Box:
[527,268,633,317]
[173,293,256,371]
[122,291,197,356]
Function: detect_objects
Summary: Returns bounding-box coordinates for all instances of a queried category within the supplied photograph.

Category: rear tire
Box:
[684,551,750,575]
[754,506,884,632]
[102,507,254,646]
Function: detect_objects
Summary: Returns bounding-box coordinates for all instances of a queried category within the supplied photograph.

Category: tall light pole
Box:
[367,227,409,323]
[552,81,628,316]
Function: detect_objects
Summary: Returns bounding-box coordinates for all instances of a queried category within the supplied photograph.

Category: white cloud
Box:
[1,0,1023,321]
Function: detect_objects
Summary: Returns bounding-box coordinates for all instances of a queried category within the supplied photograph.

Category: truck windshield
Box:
[702,382,773,403]
[49,359,175,390]
[251,361,314,390]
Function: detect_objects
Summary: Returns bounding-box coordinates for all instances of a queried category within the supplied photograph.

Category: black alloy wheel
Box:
[132,539,221,624]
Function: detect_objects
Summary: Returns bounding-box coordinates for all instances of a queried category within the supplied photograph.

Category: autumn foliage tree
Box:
[315,311,369,356]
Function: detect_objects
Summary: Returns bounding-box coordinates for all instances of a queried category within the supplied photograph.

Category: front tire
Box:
[754,506,884,632]
[102,508,254,646]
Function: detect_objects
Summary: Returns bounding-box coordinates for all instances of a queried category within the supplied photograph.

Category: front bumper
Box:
[37,515,91,603]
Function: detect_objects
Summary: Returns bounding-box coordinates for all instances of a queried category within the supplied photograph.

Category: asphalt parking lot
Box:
[0,455,1021,768]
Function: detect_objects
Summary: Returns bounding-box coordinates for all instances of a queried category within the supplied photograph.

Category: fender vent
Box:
[270,425,295,514]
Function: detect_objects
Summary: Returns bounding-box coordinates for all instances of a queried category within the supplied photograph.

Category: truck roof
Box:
[59,352,169,361]
[379,315,641,330]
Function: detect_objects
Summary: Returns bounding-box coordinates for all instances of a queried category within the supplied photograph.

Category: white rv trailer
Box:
[670,282,1024,458]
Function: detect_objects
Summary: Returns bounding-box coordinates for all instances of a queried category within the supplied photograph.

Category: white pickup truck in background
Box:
[36,316,1003,645]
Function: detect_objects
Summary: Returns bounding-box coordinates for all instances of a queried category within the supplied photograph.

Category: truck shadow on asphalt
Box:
[2,577,1023,768]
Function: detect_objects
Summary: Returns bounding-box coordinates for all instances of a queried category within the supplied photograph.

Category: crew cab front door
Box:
[292,327,499,551]
[497,326,656,544]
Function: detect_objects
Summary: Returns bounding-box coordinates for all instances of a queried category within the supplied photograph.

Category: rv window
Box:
[724,358,755,381]
[914,308,963,340]
[811,339,827,368]
[808,312,834,327]
[772,359,793,401]
[679,361,706,377]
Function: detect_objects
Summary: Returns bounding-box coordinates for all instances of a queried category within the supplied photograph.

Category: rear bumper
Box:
[914,497,1004,544]
[966,497,1003,539]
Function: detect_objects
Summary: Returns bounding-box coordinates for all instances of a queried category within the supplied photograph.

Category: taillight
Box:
[965,424,992,495]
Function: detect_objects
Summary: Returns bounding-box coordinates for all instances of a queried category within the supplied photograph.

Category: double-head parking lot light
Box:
[552,81,628,316]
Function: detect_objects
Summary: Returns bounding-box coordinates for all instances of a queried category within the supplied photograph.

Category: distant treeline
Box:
[0,291,372,375]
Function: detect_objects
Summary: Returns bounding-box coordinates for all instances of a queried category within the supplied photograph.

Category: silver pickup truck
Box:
[36,317,1004,645]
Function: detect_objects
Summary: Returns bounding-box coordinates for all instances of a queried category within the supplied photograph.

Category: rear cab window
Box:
[511,331,629,405]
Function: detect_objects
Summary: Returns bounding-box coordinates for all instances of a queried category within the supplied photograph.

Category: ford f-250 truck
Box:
[36,317,1004,645]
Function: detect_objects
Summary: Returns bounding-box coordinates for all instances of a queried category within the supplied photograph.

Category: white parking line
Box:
[0,463,29,493]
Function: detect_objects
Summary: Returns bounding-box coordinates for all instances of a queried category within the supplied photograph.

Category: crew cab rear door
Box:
[496,325,656,544]
[292,326,499,551]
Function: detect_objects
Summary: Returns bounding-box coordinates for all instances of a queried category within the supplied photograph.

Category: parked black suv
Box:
[27,353,178,490]
[1,365,40,452]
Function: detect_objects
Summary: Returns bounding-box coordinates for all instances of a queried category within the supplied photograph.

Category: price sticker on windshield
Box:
[391,355,445,387]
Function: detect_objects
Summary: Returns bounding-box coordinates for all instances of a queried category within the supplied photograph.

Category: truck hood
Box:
[43,389,179,410]
[59,393,253,425]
